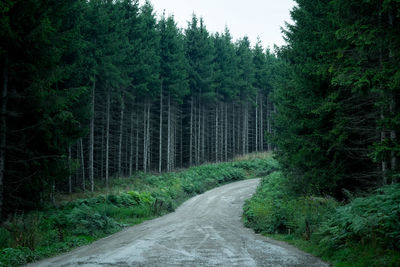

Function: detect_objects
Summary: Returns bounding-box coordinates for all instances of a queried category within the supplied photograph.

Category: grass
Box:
[0,153,278,266]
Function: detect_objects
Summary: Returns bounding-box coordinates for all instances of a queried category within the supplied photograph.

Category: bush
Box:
[316,183,400,251]
[244,171,337,238]
[0,247,40,266]
[66,204,120,236]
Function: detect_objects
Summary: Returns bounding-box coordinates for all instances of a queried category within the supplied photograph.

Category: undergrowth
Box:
[0,154,277,266]
[243,170,400,266]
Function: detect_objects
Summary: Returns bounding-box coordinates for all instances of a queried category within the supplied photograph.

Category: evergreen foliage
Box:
[272,0,400,196]
[0,0,275,217]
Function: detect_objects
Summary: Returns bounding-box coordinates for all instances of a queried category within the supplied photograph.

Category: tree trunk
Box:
[89,78,95,192]
[143,105,146,172]
[147,102,151,171]
[390,99,397,176]
[242,104,246,155]
[129,112,134,177]
[260,93,264,151]
[167,94,171,172]
[68,145,72,194]
[118,97,125,177]
[267,98,272,151]
[136,111,139,171]
[159,81,163,173]
[215,103,219,162]
[381,110,387,184]
[232,103,236,157]
[80,138,85,191]
[105,88,111,188]
[255,93,258,152]
[0,55,8,218]
[190,97,193,166]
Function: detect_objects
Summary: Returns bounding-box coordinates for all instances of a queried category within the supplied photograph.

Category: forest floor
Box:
[27,179,328,267]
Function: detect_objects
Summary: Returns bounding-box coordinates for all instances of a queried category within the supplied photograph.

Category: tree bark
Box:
[136,111,139,171]
[118,96,125,177]
[167,94,171,172]
[159,81,163,173]
[1,55,8,218]
[190,97,193,166]
[105,88,111,188]
[260,93,264,151]
[215,103,219,162]
[68,145,72,194]
[255,93,258,152]
[143,102,147,173]
[89,78,95,192]
[390,99,397,175]
[129,112,134,176]
[80,138,85,191]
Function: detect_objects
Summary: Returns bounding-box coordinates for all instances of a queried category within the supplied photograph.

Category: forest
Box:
[0,0,276,216]
[1,0,400,266]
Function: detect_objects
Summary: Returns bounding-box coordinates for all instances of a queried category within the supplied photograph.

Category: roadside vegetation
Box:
[0,153,276,266]
[244,170,400,267]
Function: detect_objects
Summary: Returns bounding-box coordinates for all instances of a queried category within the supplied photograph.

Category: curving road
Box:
[29,179,328,267]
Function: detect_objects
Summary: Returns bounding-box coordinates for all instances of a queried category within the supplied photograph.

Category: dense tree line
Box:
[273,0,400,197]
[0,0,275,216]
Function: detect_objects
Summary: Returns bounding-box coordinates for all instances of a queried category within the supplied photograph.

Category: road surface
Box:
[29,179,328,267]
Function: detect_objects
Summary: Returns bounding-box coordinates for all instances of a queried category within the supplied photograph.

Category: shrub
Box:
[66,204,120,236]
[243,171,337,237]
[0,247,40,266]
[316,184,400,251]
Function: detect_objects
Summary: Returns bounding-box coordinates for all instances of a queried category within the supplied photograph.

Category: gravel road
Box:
[29,179,328,267]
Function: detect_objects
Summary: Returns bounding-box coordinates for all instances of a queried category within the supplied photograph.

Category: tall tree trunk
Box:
[180,113,183,168]
[167,95,171,172]
[135,112,139,171]
[129,112,134,176]
[390,97,397,176]
[197,99,201,164]
[215,103,219,162]
[242,104,246,155]
[190,97,193,166]
[80,138,85,191]
[202,106,205,162]
[388,11,397,180]
[105,88,111,188]
[260,93,264,151]
[255,93,258,152]
[68,145,72,193]
[147,102,151,171]
[89,78,95,192]
[118,97,125,177]
[232,103,236,157]
[143,103,147,173]
[267,98,272,151]
[0,56,8,217]
[159,81,163,173]
[381,110,387,184]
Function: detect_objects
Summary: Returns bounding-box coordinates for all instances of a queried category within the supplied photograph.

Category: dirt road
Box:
[29,179,328,266]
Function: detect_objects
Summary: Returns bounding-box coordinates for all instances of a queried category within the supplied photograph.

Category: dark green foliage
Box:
[243,171,337,236]
[244,171,400,266]
[316,184,400,251]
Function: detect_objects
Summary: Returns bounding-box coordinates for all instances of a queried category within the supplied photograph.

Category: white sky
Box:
[141,0,296,49]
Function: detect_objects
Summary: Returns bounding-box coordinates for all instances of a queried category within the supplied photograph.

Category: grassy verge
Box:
[0,153,277,266]
[243,171,400,267]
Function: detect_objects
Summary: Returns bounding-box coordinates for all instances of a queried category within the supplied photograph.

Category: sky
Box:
[140,0,296,49]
